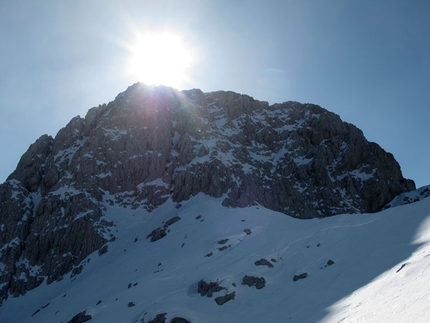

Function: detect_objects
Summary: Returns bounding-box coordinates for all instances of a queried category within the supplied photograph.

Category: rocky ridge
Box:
[0,83,415,303]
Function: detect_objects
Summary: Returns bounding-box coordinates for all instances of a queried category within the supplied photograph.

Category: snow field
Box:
[1,194,429,322]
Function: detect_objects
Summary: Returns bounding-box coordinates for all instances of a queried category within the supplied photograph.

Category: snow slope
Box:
[1,194,430,323]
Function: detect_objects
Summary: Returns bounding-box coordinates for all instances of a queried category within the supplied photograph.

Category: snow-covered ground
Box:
[1,193,430,323]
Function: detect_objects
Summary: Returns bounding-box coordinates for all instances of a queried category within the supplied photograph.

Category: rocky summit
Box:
[0,83,415,303]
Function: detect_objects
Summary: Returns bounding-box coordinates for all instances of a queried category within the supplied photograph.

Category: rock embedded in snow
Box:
[197,280,226,297]
[244,228,252,235]
[165,216,181,226]
[148,313,167,323]
[242,275,266,289]
[147,216,181,242]
[218,238,229,244]
[67,310,92,323]
[254,258,274,268]
[147,227,167,242]
[215,291,236,305]
[170,317,192,323]
[293,273,308,281]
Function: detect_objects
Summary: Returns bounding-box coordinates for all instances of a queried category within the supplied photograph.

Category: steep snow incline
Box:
[1,195,429,323]
[323,198,430,323]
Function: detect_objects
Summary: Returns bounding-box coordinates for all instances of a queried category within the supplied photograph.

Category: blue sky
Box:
[1,0,429,188]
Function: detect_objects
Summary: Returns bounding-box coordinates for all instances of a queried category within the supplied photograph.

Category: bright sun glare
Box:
[127,31,196,89]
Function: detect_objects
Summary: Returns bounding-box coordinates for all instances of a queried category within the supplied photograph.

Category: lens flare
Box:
[127,31,196,89]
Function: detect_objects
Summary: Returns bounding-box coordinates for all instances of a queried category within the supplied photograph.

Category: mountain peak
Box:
[8,83,415,216]
[0,83,416,304]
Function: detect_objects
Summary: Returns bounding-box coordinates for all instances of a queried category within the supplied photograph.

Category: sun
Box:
[127,31,196,89]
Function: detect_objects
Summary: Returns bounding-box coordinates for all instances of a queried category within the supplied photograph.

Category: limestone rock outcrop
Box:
[0,83,415,304]
[7,83,415,217]
[0,180,112,303]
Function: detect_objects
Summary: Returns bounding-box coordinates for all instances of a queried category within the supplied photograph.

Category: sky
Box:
[1,0,429,188]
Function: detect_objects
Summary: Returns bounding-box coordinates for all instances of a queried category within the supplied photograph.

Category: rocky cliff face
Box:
[0,83,415,303]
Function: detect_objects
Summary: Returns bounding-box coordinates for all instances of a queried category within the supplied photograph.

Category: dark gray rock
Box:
[215,291,236,305]
[293,273,308,281]
[146,227,167,242]
[146,216,181,242]
[218,238,229,244]
[396,263,407,273]
[197,280,226,297]
[170,317,191,323]
[0,180,111,304]
[98,245,108,256]
[148,313,167,323]
[242,275,266,289]
[254,258,274,268]
[68,310,92,323]
[7,135,54,193]
[165,216,181,226]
